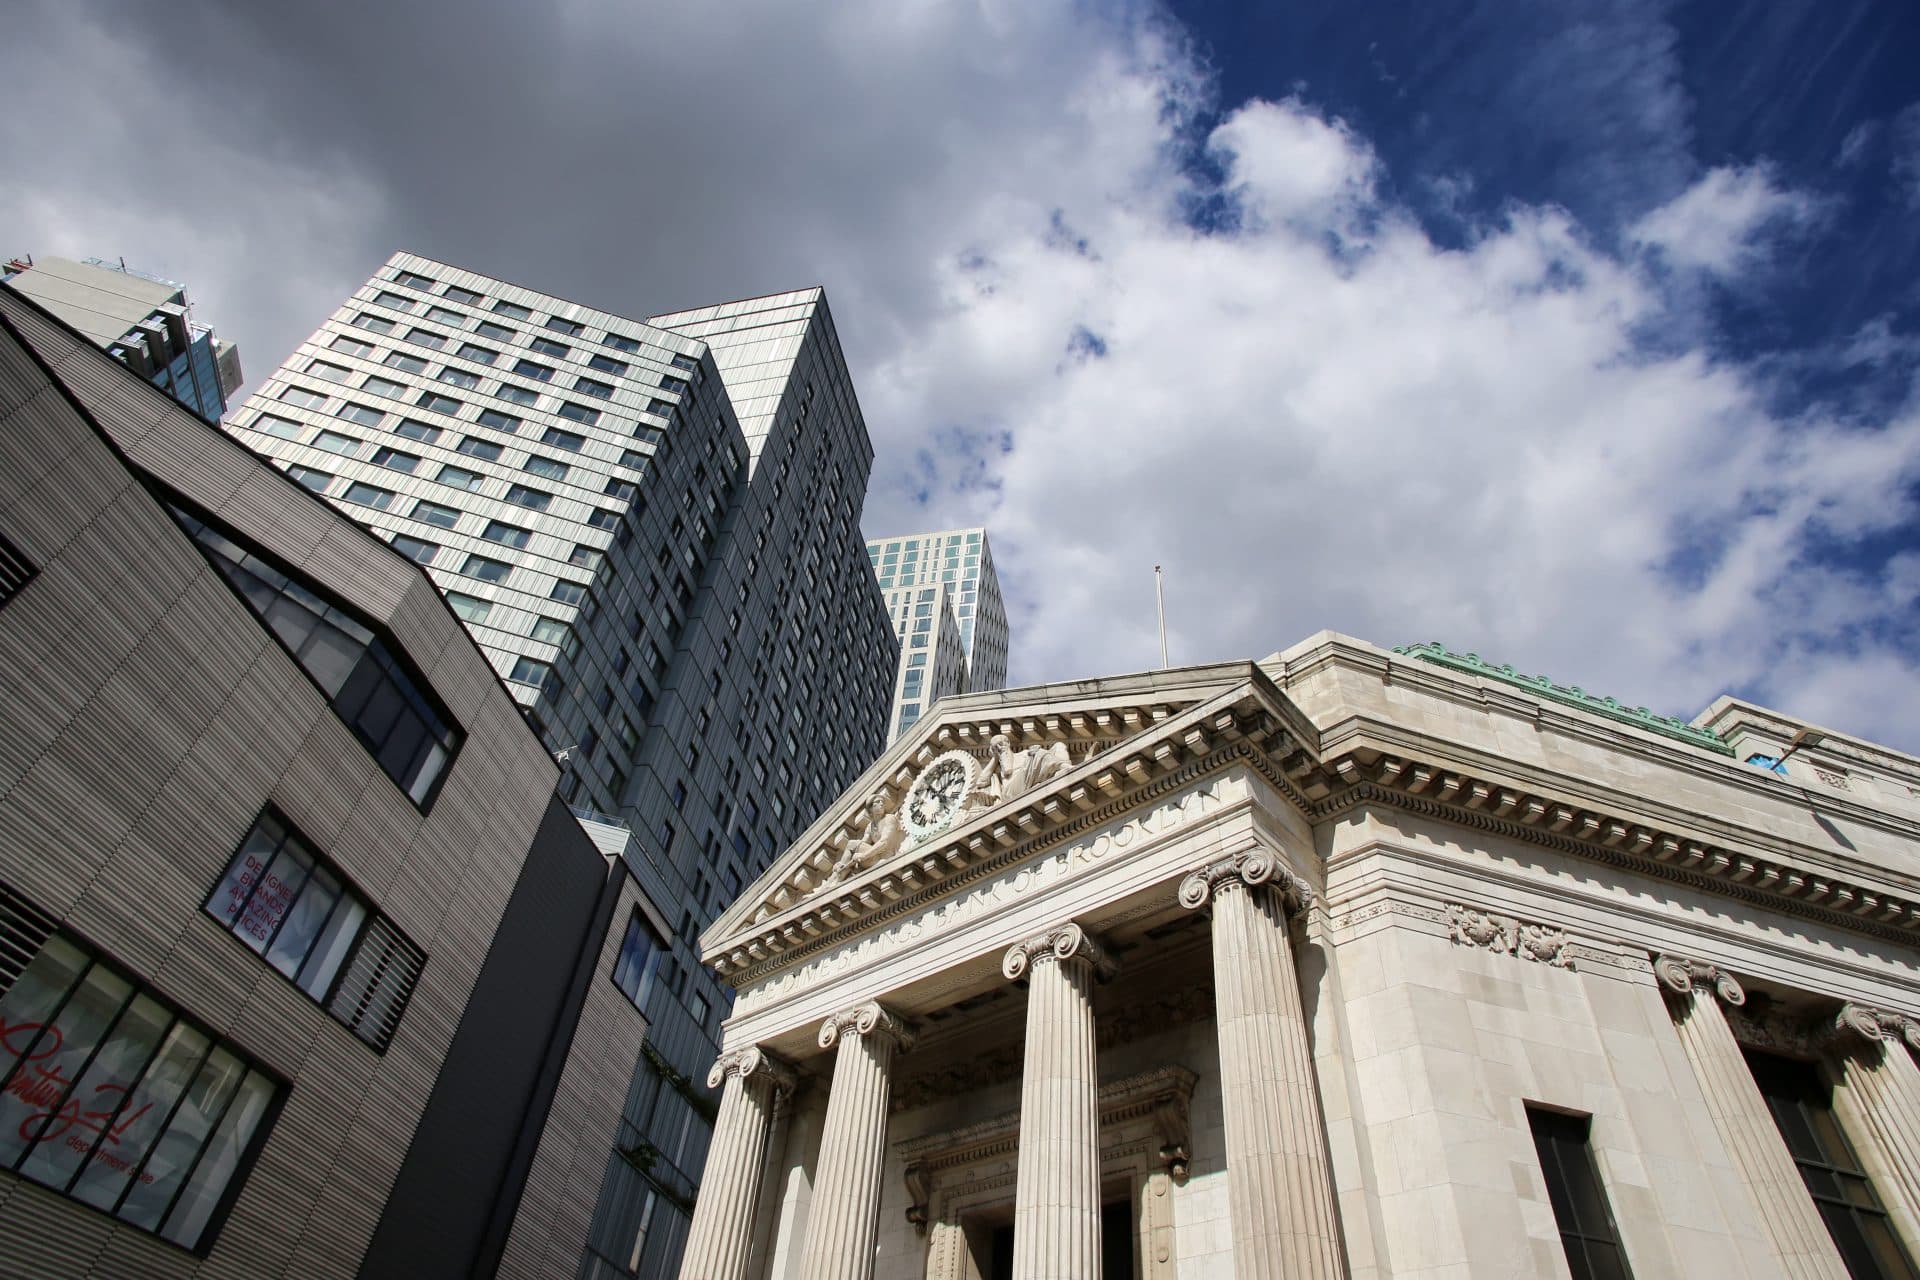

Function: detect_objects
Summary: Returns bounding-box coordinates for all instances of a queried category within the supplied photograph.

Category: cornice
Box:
[1315,758,1920,947]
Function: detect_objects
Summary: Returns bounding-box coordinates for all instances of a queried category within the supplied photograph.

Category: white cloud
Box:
[7,0,1916,750]
[1627,163,1825,275]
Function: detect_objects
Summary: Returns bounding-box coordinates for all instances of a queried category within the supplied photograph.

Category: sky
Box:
[7,0,1920,750]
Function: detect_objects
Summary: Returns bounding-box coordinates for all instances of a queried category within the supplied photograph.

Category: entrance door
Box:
[979,1203,1136,1279]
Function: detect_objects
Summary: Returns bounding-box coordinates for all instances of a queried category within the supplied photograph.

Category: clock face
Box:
[903,751,976,839]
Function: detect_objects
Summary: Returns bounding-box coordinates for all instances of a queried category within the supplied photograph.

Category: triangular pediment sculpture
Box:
[704,664,1315,977]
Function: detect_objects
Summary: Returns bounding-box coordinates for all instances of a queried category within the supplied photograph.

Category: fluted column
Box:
[1180,850,1344,1279]
[1829,1005,1920,1252]
[678,1047,795,1280]
[797,1002,915,1280]
[1003,922,1116,1280]
[1654,956,1847,1280]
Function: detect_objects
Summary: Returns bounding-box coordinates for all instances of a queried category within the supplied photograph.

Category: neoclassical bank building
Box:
[676,634,1920,1280]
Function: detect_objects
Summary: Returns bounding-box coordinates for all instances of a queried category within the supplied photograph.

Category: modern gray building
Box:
[0,285,666,1278]
[2,254,242,423]
[221,255,898,1277]
[867,527,1010,738]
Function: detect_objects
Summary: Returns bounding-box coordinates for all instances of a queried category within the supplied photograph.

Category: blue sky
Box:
[8,0,1919,748]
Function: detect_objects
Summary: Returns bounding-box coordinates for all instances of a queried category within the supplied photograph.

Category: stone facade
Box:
[679,637,1920,1278]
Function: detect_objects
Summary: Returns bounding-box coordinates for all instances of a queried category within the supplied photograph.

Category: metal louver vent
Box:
[0,881,60,1002]
[326,916,427,1052]
[0,531,36,609]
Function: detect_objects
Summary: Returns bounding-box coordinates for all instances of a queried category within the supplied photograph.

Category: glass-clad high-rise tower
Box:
[867,526,1010,737]
[222,254,897,1278]
[2,254,242,422]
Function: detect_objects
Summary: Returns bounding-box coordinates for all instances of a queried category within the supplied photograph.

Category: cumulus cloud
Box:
[6,0,1917,748]
[1627,163,1826,275]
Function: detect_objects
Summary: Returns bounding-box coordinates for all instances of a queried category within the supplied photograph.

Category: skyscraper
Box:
[221,254,898,1277]
[866,526,1010,737]
[2,254,242,421]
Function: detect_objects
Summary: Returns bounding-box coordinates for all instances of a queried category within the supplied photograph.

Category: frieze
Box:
[731,775,1239,1011]
[1442,904,1574,969]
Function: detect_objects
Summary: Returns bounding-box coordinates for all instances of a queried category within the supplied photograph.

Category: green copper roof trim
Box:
[1392,642,1734,756]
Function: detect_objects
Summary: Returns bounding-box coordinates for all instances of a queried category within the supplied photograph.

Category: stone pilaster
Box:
[678,1047,795,1280]
[1654,956,1847,1280]
[1829,1004,1920,1253]
[1003,922,1117,1280]
[797,1002,916,1280]
[1179,850,1344,1279]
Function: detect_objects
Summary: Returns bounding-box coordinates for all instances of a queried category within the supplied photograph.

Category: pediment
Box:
[703,664,1313,974]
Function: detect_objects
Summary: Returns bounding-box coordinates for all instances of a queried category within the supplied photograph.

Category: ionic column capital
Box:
[1653,954,1746,1006]
[1002,920,1117,983]
[818,1001,917,1053]
[1177,849,1313,916]
[707,1044,798,1095]
[1833,1003,1920,1053]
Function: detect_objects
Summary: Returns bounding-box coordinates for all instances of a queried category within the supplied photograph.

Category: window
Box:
[342,481,396,510]
[1749,1053,1918,1279]
[172,506,462,807]
[442,284,483,305]
[416,390,462,414]
[1529,1108,1634,1280]
[481,519,532,550]
[351,312,395,334]
[278,385,329,410]
[603,333,639,354]
[556,402,600,427]
[454,342,498,366]
[393,417,440,443]
[461,555,511,583]
[373,289,413,311]
[329,334,374,358]
[311,430,359,456]
[512,358,555,383]
[569,545,600,568]
[307,360,352,384]
[0,530,37,609]
[528,616,570,646]
[424,305,466,326]
[379,350,426,376]
[286,465,333,492]
[508,656,550,686]
[390,534,438,564]
[360,374,407,398]
[505,484,551,512]
[496,383,539,407]
[588,353,628,375]
[574,376,615,399]
[492,300,532,321]
[546,316,584,336]
[647,398,673,416]
[404,327,448,350]
[411,498,460,528]
[611,913,662,1009]
[447,592,490,623]
[474,320,515,341]
[550,580,586,606]
[0,885,280,1251]
[455,436,502,462]
[371,445,420,472]
[393,270,435,289]
[205,810,424,1052]
[475,407,521,433]
[528,335,569,358]
[540,426,586,452]
[252,414,303,440]
[435,462,483,495]
[586,508,619,530]
[523,455,568,480]
[436,366,480,390]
